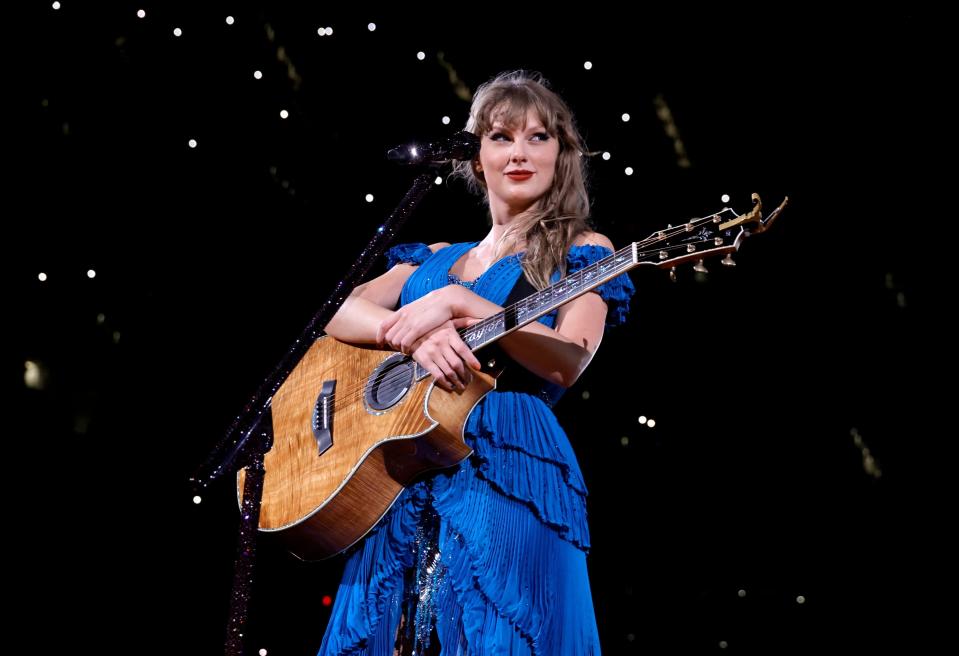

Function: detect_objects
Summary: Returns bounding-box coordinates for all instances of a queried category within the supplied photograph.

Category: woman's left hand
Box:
[378,287,460,354]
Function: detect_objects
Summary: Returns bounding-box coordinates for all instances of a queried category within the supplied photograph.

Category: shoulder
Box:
[571,230,615,251]
[427,242,452,253]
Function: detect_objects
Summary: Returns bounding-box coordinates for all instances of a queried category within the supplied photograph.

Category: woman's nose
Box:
[510,144,528,162]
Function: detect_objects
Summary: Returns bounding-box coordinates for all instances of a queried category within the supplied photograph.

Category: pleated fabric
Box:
[318,242,634,655]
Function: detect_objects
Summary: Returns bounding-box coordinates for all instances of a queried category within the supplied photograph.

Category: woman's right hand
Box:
[409,319,482,392]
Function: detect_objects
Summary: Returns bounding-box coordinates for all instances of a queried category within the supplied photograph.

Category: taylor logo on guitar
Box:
[238,194,787,560]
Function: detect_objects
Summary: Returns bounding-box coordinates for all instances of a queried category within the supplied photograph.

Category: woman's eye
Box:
[489,132,509,142]
[531,132,550,142]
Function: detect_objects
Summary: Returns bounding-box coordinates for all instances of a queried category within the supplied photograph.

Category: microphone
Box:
[386,131,480,165]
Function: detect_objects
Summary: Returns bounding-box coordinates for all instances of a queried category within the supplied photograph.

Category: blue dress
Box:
[318,242,635,655]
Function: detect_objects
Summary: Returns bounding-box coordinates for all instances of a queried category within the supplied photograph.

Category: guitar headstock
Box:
[632,193,788,275]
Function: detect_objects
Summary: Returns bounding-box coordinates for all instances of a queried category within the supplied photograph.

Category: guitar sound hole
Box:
[365,354,415,412]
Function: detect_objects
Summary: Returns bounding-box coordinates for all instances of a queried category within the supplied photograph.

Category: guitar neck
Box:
[458,203,764,353]
[460,243,639,352]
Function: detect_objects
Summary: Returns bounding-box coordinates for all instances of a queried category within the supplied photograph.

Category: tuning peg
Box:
[693,259,708,274]
[669,266,677,282]
[721,254,736,267]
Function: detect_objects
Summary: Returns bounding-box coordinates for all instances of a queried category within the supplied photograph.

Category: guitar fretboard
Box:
[460,244,638,351]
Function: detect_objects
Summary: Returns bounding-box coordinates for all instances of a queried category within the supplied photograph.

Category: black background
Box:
[16,4,943,654]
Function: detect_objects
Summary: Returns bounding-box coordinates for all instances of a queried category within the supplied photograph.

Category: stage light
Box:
[583,61,593,70]
[253,70,262,80]
[796,595,806,604]
[38,272,48,282]
[647,419,656,428]
[226,16,235,26]
[188,138,197,148]
[638,416,647,424]
[173,27,182,37]
[721,194,730,203]
[137,9,145,19]
[417,51,426,61]
[279,109,289,119]
[434,176,443,185]
[87,269,96,279]
[441,116,450,125]
[624,167,634,176]
[193,495,202,505]
[365,194,374,203]
[52,2,60,10]
[620,437,629,446]
[368,23,376,32]
[621,113,630,122]
[738,589,746,598]
[602,152,611,161]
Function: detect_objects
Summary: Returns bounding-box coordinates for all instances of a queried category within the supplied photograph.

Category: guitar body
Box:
[237,336,498,561]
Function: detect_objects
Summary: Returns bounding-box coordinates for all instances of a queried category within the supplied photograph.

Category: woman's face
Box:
[477,108,560,215]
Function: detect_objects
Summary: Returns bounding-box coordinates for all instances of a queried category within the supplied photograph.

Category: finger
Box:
[436,356,461,391]
[451,316,480,329]
[450,336,482,371]
[377,313,400,345]
[427,362,453,391]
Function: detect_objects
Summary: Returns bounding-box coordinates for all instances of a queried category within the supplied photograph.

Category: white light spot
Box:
[258,650,268,656]
[97,313,106,325]
[52,1,61,10]
[796,595,806,604]
[38,272,48,282]
[417,51,426,61]
[137,9,146,19]
[441,116,451,125]
[188,138,197,148]
[253,70,263,80]
[225,16,235,26]
[583,61,593,70]
[317,27,326,36]
[626,633,635,642]
[638,416,647,424]
[719,640,728,649]
[87,269,96,279]
[325,27,333,36]
[621,113,631,122]
[602,151,611,161]
[112,331,121,344]
[721,194,730,203]
[738,589,746,598]
[624,167,634,176]
[434,176,443,185]
[173,27,183,37]
[647,418,656,428]
[581,390,590,400]
[25,360,44,389]
[279,109,289,119]
[620,436,629,447]
[193,495,202,505]
[367,22,376,32]
[365,194,374,203]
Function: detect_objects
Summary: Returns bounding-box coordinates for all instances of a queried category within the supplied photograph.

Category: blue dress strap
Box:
[567,243,636,327]
[385,242,433,269]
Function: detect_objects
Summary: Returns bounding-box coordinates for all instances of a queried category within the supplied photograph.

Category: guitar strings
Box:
[316,212,736,410]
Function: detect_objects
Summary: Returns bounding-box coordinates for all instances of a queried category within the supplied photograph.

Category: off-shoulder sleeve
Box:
[566,244,636,327]
[385,242,433,269]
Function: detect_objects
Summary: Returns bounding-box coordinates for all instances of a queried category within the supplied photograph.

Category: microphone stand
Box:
[194,167,444,656]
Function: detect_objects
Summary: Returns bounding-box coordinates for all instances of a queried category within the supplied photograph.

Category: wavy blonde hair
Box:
[452,71,592,289]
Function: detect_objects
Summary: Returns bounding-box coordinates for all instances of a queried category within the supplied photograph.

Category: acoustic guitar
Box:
[239,194,787,560]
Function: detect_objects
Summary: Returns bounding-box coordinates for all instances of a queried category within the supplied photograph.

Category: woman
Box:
[319,70,634,655]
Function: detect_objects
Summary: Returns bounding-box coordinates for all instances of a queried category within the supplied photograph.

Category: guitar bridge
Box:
[312,379,335,456]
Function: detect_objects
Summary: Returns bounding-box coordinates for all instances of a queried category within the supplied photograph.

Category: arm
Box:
[323,242,450,343]
[448,232,616,388]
